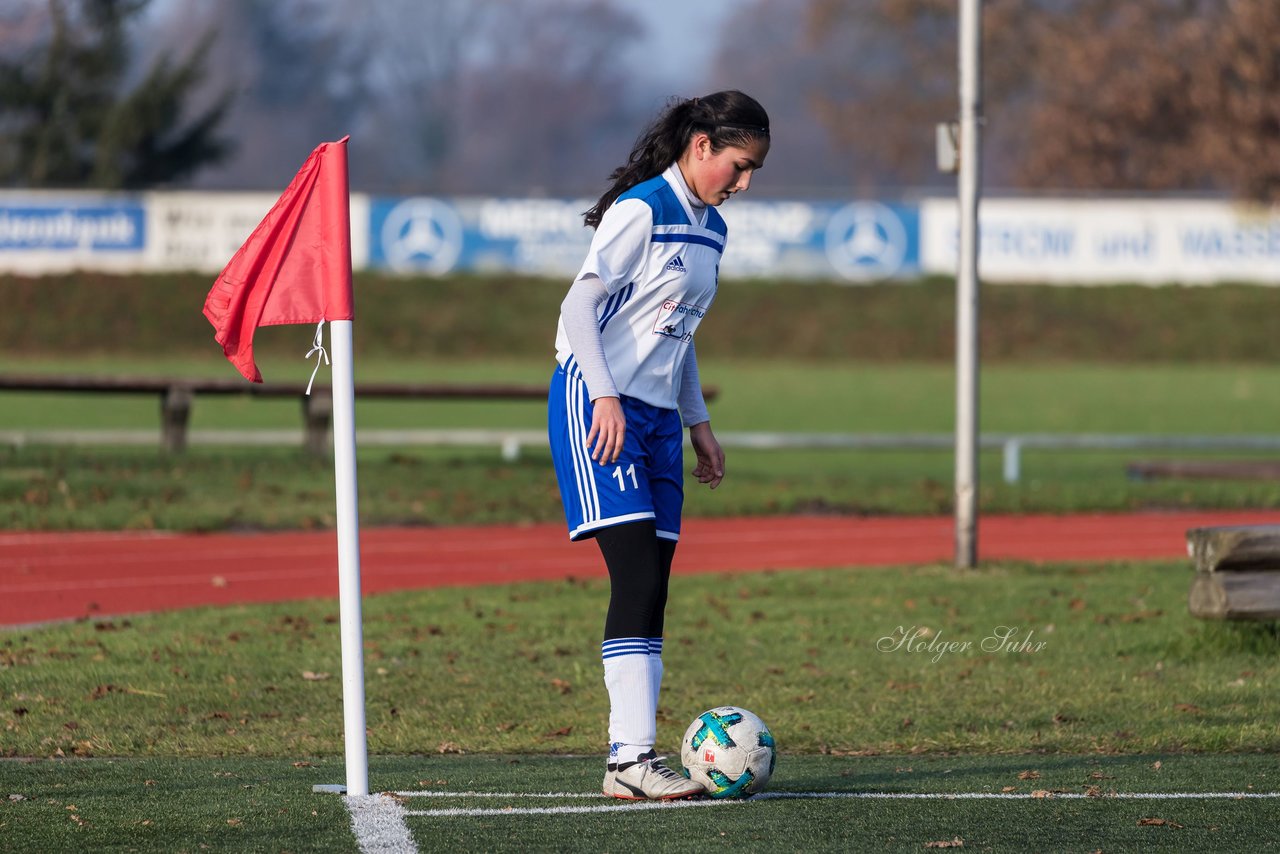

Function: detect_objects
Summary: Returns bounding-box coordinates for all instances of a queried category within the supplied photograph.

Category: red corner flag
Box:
[203,136,355,383]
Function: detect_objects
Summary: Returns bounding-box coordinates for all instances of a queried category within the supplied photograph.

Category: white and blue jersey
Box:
[549,165,726,541]
[554,166,726,410]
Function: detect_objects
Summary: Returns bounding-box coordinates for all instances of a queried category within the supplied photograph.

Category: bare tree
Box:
[1019,0,1280,200]
[1192,0,1280,201]
[442,0,641,196]
[353,0,643,195]
[704,0,866,196]
[351,0,498,193]
[803,0,1280,201]
[148,0,375,189]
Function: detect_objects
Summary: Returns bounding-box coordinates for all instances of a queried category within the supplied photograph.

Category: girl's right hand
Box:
[587,396,626,464]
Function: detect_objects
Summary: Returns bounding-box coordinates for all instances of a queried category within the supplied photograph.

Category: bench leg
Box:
[303,392,333,456]
[161,387,193,454]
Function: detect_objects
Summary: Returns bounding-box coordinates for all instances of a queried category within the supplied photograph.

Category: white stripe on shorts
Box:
[565,361,600,528]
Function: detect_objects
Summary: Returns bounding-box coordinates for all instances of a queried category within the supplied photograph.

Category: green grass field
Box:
[4,563,1280,851]
[4,357,1280,530]
[4,273,1280,364]
[2,754,1277,852]
[4,277,1280,850]
[7,563,1280,759]
[6,354,1280,435]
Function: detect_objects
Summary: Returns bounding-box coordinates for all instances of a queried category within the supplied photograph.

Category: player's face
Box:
[685,134,769,206]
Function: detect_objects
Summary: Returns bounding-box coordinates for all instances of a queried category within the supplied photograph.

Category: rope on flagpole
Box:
[305,321,330,396]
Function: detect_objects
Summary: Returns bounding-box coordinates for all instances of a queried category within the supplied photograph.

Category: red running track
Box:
[3,510,1279,627]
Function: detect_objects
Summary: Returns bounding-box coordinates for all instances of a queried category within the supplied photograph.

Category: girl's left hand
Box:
[689,422,725,489]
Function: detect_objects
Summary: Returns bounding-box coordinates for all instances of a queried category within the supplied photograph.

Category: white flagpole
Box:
[329,317,368,796]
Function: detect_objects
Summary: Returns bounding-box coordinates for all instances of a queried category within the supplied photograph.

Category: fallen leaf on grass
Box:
[1030,790,1053,799]
[1018,770,1040,780]
[436,742,464,754]
[1151,761,1162,771]
[1000,786,1016,793]
[1137,817,1183,828]
[1119,610,1163,623]
[1173,703,1202,714]
[924,838,964,848]
[300,671,330,681]
[549,679,572,695]
[292,762,313,768]
[542,726,573,738]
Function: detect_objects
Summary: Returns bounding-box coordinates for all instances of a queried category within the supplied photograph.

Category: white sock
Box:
[648,637,664,726]
[602,638,654,766]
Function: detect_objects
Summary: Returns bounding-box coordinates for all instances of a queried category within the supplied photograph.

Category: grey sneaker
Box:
[604,750,703,800]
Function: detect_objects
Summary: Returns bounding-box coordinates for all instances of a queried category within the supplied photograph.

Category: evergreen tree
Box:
[0,0,233,189]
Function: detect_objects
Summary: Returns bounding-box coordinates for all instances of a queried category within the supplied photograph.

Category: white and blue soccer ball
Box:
[680,706,776,798]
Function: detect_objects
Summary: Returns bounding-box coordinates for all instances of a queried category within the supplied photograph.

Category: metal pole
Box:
[955,0,983,568]
[330,318,369,796]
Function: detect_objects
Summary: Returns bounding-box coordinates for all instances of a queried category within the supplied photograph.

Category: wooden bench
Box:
[0,374,716,455]
[1128,460,1280,481]
[1185,525,1280,620]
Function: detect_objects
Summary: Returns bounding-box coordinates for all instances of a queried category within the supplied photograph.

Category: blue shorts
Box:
[548,363,684,542]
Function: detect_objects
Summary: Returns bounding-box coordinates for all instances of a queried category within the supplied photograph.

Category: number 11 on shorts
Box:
[612,464,638,491]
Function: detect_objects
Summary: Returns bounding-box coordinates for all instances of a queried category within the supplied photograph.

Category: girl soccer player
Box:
[547,90,770,800]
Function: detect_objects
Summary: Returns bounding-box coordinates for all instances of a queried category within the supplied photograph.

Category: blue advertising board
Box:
[0,200,145,252]
[368,196,922,281]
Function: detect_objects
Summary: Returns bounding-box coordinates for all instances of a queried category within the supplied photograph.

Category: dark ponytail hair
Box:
[583,90,770,229]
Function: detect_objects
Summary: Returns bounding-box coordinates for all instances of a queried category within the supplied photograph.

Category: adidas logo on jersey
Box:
[664,254,687,273]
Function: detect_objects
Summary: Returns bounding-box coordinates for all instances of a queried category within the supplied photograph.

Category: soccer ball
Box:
[680,706,776,798]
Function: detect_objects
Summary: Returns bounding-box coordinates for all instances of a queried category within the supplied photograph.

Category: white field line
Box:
[346,788,1280,853]
[392,789,1280,819]
[346,795,417,854]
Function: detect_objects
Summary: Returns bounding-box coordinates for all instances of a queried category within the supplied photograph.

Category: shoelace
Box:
[643,757,684,780]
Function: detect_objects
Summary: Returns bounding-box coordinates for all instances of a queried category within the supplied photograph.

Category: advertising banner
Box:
[722,200,919,281]
[368,197,591,276]
[145,193,371,273]
[921,198,1280,284]
[8,190,1274,285]
[368,196,921,281]
[0,193,146,273]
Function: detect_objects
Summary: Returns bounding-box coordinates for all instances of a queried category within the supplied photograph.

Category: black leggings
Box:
[596,520,677,640]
